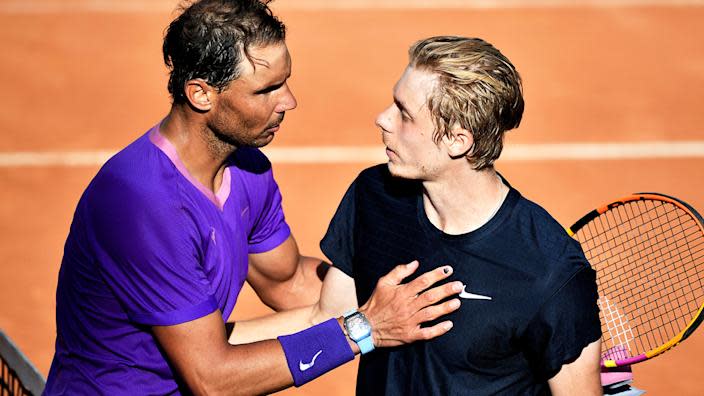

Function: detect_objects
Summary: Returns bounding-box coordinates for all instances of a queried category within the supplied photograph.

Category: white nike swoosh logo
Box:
[298,350,323,371]
[459,285,492,300]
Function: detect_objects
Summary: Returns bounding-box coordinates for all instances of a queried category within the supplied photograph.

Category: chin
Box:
[249,133,275,148]
[386,162,414,180]
[387,162,434,181]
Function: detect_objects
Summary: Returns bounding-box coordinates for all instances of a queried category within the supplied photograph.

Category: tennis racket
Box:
[567,192,704,368]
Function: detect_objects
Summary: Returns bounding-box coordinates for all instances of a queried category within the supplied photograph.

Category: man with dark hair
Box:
[234,36,603,395]
[43,2,461,394]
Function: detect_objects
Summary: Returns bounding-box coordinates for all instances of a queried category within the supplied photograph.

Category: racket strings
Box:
[598,297,635,359]
[574,199,704,359]
[599,201,704,353]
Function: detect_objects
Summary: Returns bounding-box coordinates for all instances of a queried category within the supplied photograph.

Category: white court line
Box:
[1,0,703,13]
[1,142,704,167]
[274,0,704,9]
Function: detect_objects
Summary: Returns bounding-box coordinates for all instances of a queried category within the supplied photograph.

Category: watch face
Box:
[346,313,371,341]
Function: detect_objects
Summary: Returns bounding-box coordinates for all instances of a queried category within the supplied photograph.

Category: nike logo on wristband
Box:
[459,285,492,300]
[298,350,323,371]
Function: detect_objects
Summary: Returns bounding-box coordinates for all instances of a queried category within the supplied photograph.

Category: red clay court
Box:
[1,0,703,394]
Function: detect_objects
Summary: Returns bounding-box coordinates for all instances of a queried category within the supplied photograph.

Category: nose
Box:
[275,84,297,113]
[375,104,394,133]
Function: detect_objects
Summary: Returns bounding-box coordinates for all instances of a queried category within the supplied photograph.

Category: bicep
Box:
[548,340,602,396]
[248,235,300,284]
[316,266,358,320]
[247,235,327,311]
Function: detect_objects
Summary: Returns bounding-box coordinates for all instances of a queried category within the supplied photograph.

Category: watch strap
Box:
[357,335,375,354]
[342,309,375,355]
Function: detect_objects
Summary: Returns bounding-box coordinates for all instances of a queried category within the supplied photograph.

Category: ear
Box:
[184,79,214,111]
[442,126,474,159]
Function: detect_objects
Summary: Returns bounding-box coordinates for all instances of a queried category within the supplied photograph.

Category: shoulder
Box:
[507,191,590,287]
[84,134,186,227]
[74,135,204,262]
[512,194,580,255]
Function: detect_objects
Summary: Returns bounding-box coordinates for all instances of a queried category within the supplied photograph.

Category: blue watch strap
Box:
[343,310,375,355]
[357,335,374,354]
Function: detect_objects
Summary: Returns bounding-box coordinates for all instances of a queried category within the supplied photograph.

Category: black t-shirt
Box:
[321,165,601,396]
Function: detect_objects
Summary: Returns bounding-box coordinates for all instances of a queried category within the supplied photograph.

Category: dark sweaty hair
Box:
[163,0,286,104]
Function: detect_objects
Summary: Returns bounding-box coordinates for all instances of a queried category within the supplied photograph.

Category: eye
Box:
[393,99,413,122]
[255,82,284,95]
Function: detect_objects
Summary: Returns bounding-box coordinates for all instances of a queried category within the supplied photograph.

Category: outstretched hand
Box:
[358,260,462,348]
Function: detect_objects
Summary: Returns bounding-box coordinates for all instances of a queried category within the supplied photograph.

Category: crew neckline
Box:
[417,175,518,243]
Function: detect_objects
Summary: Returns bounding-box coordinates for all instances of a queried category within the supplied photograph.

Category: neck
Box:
[422,164,508,235]
[159,106,235,193]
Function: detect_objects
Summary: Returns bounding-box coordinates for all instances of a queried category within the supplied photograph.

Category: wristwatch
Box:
[343,310,375,354]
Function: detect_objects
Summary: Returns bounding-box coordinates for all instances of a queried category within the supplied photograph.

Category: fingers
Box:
[415,298,460,323]
[406,265,454,295]
[415,282,463,309]
[379,260,419,286]
[360,261,463,348]
[415,321,455,341]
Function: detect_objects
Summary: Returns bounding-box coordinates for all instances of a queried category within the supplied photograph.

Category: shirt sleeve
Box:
[86,178,218,326]
[246,165,291,254]
[520,266,602,381]
[320,181,357,277]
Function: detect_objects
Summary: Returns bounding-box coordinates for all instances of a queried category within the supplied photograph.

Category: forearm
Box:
[202,339,293,395]
[156,312,358,396]
[228,303,327,345]
[223,321,360,394]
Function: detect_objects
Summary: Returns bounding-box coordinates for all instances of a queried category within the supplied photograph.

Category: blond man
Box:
[233,36,602,395]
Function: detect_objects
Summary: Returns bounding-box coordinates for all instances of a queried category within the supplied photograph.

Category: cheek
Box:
[403,129,428,152]
[225,98,271,128]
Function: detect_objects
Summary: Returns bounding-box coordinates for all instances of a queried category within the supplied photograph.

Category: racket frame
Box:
[567,192,704,367]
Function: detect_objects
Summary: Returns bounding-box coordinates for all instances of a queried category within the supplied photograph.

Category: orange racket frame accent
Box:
[567,192,704,367]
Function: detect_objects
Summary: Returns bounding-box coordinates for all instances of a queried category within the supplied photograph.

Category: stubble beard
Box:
[207,125,266,153]
[213,114,283,150]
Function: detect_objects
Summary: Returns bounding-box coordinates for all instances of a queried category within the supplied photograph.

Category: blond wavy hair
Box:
[409,36,524,170]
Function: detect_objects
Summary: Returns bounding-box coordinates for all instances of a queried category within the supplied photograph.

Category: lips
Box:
[265,114,285,133]
[385,147,397,159]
